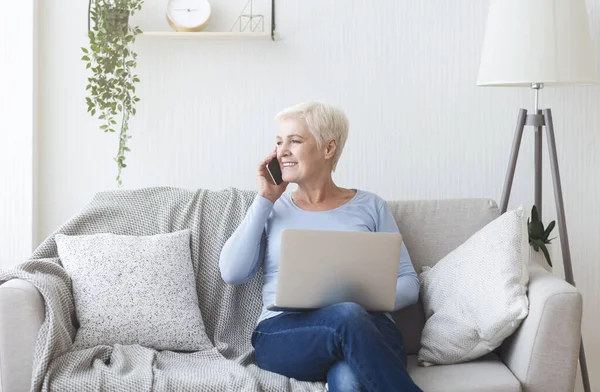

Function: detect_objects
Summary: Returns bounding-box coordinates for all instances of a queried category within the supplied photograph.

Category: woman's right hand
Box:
[257,149,289,203]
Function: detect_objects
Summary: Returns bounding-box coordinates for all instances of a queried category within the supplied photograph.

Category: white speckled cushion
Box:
[418,207,529,366]
[55,229,207,351]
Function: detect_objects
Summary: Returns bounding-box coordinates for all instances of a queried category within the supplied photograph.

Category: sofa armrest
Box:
[0,279,45,392]
[500,264,582,392]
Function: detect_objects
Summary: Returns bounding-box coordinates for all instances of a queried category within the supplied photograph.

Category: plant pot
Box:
[104,7,129,35]
[529,244,553,273]
[88,1,129,35]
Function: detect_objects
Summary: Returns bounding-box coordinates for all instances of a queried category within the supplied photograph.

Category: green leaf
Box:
[543,221,556,241]
[81,47,89,54]
[91,109,96,116]
[100,125,108,130]
[81,55,90,61]
[538,243,552,267]
[124,147,131,151]
[531,205,540,223]
[529,220,544,239]
[86,63,91,69]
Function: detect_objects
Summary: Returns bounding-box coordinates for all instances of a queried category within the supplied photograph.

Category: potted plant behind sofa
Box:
[82,0,144,186]
[528,205,555,270]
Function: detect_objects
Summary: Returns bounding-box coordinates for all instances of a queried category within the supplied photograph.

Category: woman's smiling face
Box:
[276,117,329,184]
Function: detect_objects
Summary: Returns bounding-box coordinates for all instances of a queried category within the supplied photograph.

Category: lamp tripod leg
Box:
[534,109,543,216]
[543,108,591,392]
[500,109,528,214]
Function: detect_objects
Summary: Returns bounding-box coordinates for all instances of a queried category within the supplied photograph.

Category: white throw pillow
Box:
[418,207,529,366]
[56,229,209,352]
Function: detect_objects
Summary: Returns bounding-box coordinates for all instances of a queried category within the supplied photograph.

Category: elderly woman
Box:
[219,101,422,392]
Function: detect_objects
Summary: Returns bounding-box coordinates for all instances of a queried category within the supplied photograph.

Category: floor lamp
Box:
[477,1,598,391]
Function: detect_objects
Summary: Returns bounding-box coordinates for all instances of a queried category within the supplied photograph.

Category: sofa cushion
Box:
[55,229,209,352]
[407,353,521,392]
[388,198,500,354]
[417,207,529,366]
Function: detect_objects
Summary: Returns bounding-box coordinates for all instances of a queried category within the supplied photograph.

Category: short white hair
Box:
[275,101,349,172]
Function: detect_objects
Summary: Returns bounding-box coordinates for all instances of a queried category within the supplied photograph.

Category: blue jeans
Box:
[251,302,423,392]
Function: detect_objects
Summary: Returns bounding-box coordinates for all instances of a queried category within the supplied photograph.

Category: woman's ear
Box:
[324,139,337,159]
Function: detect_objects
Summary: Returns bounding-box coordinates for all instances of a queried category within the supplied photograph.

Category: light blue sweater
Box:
[219,189,420,325]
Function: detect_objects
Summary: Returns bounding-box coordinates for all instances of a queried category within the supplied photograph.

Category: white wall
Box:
[0,0,36,269]
[14,0,600,389]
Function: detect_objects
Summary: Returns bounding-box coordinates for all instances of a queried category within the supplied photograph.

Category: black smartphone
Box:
[266,157,283,185]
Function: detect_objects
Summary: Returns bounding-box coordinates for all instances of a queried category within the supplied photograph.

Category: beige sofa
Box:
[0,198,582,392]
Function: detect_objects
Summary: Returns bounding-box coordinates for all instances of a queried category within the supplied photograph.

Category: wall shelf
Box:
[137,31,280,41]
[88,0,278,41]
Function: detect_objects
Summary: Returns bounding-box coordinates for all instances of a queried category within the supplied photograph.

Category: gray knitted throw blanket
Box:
[0,187,326,392]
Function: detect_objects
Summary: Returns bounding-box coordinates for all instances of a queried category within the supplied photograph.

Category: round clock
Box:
[166,0,211,32]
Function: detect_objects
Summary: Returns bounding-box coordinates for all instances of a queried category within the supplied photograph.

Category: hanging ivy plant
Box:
[82,0,144,186]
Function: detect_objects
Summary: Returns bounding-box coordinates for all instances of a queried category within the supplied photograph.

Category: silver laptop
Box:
[267,229,402,312]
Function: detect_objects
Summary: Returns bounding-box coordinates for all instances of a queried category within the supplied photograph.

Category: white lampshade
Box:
[477,0,598,87]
